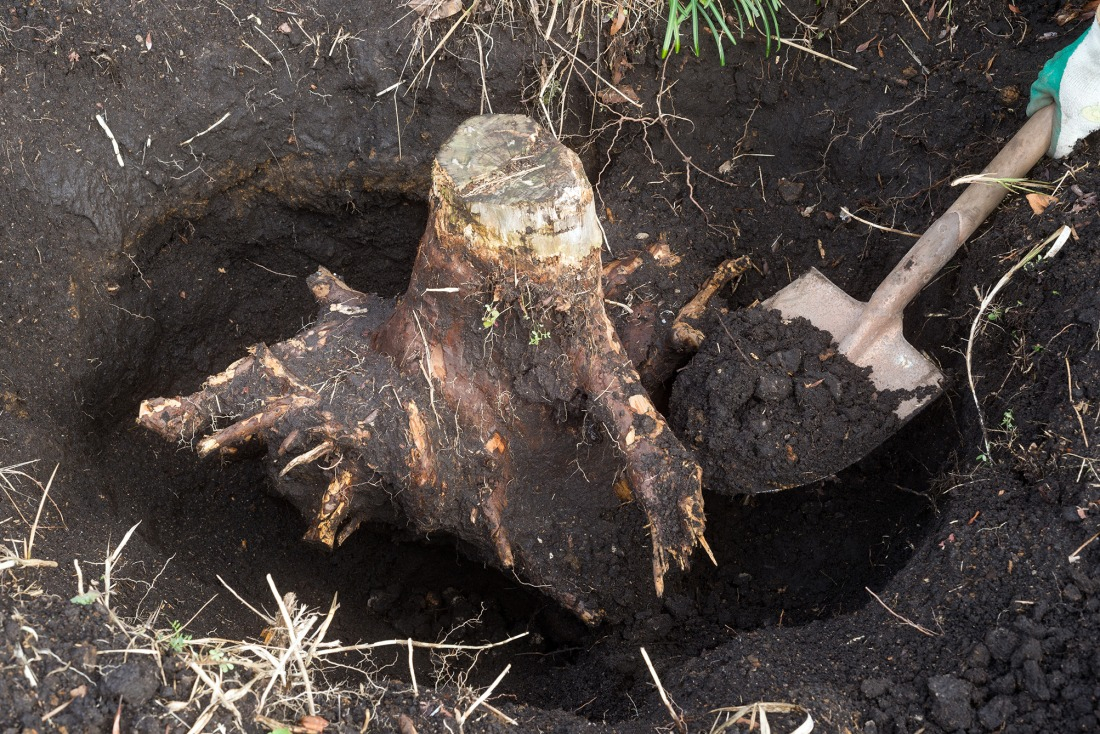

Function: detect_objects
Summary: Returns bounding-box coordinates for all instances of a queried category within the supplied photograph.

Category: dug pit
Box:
[62,138,945,721]
[5,1,1096,731]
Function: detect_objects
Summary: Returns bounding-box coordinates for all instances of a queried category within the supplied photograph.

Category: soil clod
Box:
[671,307,905,493]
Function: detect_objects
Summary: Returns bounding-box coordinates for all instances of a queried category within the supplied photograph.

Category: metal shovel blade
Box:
[764,267,942,422]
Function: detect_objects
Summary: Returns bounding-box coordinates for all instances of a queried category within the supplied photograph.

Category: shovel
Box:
[762,104,1054,480]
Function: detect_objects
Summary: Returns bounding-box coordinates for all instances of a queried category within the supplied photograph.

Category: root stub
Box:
[137,114,709,622]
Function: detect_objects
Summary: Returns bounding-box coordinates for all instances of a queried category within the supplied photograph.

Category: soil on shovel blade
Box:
[670,307,906,494]
[1,0,1100,732]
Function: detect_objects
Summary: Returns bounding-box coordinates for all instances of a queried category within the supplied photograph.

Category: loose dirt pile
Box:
[671,307,904,494]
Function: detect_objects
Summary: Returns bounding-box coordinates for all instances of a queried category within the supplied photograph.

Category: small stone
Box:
[963,666,989,685]
[860,677,890,699]
[754,371,793,403]
[967,642,991,669]
[776,177,804,203]
[1022,659,1050,700]
[927,674,974,731]
[991,672,1018,695]
[103,661,159,706]
[985,627,1018,661]
[774,348,802,373]
[1012,637,1042,666]
[978,695,1016,730]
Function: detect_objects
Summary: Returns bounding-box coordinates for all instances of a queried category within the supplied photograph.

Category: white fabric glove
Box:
[1027,16,1100,158]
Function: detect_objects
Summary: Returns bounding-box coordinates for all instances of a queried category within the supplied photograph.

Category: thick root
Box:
[137,114,713,621]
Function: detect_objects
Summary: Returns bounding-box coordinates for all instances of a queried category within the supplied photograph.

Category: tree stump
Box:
[137,115,709,622]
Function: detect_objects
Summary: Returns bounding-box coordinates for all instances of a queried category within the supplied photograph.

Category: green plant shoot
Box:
[482,303,502,330]
[662,0,782,65]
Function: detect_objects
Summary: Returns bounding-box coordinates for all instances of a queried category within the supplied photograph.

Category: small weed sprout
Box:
[540,76,563,107]
[986,299,1022,322]
[529,325,551,346]
[482,303,503,329]
[208,647,235,673]
[966,225,1071,458]
[1000,410,1016,432]
[70,589,100,605]
[164,619,192,653]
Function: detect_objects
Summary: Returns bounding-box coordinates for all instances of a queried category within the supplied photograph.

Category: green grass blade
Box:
[709,1,739,47]
[701,5,727,65]
[662,0,677,58]
[692,0,701,56]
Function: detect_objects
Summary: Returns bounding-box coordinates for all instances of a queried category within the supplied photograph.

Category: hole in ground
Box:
[75,184,589,678]
[72,179,948,722]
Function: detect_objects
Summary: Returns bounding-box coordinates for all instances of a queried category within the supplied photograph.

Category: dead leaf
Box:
[597,85,640,105]
[408,0,463,21]
[1069,185,1097,213]
[609,4,627,36]
[856,35,879,53]
[1026,192,1057,215]
[278,21,293,34]
[300,715,329,732]
[398,714,419,734]
[1054,0,1099,25]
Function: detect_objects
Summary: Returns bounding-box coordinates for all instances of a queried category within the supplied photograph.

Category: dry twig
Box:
[866,586,938,637]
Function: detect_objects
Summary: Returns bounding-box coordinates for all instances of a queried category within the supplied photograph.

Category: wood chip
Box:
[597,85,640,105]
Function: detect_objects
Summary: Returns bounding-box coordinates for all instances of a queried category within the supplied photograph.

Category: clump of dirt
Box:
[670,306,904,493]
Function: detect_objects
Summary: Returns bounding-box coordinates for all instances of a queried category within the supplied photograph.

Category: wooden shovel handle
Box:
[840,104,1054,359]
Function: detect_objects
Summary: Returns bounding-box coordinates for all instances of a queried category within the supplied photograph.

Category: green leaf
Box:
[71,591,100,605]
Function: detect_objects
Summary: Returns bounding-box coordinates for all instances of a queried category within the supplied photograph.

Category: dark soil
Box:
[2,0,1099,732]
[670,307,904,494]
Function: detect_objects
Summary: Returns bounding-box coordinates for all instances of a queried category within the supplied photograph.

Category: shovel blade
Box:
[764,268,942,421]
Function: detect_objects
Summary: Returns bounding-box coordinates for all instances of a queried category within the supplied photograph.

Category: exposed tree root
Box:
[138,115,714,621]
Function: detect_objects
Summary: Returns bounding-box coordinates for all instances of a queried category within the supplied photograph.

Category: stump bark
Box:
[138,115,709,621]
